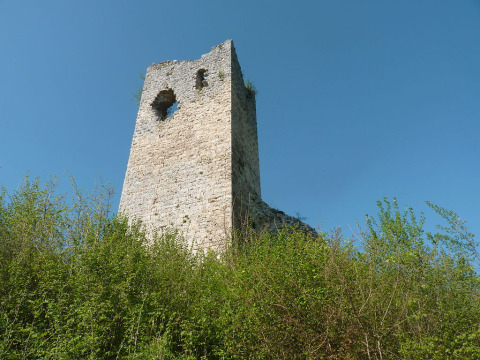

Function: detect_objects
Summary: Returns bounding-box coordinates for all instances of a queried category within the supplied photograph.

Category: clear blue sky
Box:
[1,0,479,238]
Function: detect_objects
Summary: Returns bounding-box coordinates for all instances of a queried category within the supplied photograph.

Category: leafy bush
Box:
[0,178,478,359]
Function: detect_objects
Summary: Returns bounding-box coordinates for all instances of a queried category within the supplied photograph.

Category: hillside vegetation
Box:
[1,177,479,359]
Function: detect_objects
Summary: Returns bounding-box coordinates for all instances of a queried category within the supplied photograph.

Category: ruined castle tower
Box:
[120,40,312,251]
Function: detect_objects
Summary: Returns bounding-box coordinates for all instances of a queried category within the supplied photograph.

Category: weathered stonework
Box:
[120,40,314,251]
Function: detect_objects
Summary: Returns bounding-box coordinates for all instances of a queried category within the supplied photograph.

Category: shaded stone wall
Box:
[230,45,262,230]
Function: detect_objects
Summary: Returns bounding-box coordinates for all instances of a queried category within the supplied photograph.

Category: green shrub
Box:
[0,178,478,359]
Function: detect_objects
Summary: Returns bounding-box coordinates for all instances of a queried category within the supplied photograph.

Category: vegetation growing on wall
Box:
[1,177,479,359]
[133,73,145,106]
[245,78,257,97]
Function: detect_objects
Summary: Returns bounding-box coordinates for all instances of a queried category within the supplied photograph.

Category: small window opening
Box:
[151,89,178,120]
[196,69,208,89]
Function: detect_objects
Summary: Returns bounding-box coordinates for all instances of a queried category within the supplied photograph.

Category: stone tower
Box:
[120,40,313,251]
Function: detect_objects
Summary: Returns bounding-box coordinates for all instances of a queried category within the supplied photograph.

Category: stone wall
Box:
[119,40,315,251]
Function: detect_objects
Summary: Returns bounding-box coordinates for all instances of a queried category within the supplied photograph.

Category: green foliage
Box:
[133,73,146,106]
[360,198,480,358]
[245,79,257,97]
[426,201,479,264]
[0,180,478,359]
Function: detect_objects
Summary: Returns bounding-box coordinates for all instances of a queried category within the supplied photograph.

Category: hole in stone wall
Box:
[196,69,208,89]
[166,101,178,118]
[151,89,178,120]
